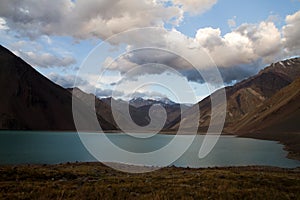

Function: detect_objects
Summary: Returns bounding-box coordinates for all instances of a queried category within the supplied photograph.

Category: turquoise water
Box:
[0,131,299,168]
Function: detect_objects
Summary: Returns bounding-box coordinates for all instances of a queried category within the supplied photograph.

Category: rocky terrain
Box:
[168,57,300,133]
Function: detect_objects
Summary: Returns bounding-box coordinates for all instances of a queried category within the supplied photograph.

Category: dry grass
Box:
[0,162,299,199]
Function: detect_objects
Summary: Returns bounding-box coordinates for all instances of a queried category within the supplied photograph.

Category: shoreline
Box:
[237,132,300,161]
[0,160,299,169]
[1,161,300,170]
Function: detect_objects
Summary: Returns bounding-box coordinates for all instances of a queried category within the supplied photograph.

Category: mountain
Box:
[68,88,122,130]
[70,91,153,129]
[129,97,176,108]
[232,77,300,134]
[102,97,184,129]
[135,103,190,128]
[1,42,299,137]
[128,97,190,127]
[232,77,300,158]
[168,57,300,132]
[65,94,189,130]
[129,97,157,108]
[0,45,115,131]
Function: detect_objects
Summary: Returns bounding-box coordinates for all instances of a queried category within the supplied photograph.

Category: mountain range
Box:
[0,44,299,156]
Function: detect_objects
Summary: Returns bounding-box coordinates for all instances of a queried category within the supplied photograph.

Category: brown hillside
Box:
[0,45,115,131]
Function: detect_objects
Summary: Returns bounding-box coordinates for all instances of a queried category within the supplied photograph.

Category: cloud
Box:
[171,0,218,15]
[0,0,220,41]
[103,46,206,83]
[95,88,125,97]
[0,17,8,30]
[109,20,282,71]
[195,27,223,51]
[14,50,76,68]
[125,90,169,99]
[180,65,259,84]
[0,0,183,40]
[227,16,236,28]
[48,73,88,89]
[104,7,300,84]
[7,40,76,69]
[196,21,282,66]
[101,19,284,84]
[48,73,125,97]
[282,10,300,54]
[105,8,300,84]
[1,0,299,86]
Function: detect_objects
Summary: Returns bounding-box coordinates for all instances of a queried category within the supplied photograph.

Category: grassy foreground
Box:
[0,163,299,200]
[0,163,300,200]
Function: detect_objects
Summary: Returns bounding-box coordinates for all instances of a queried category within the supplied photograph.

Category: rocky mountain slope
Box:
[232,77,300,133]
[168,57,300,132]
[0,45,115,131]
[232,77,300,158]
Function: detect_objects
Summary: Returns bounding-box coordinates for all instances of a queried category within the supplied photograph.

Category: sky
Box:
[0,0,299,103]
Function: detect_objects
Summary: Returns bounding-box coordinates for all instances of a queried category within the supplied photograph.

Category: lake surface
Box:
[0,131,299,168]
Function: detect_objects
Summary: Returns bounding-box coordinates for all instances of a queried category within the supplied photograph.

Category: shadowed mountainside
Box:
[0,45,116,131]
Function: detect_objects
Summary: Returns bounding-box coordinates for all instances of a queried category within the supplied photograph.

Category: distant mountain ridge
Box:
[129,97,177,108]
[71,89,190,129]
[70,88,153,129]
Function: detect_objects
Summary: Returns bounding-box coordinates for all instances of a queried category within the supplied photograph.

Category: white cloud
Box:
[171,0,218,15]
[48,73,86,89]
[15,50,76,68]
[111,21,280,69]
[103,56,138,72]
[0,0,220,41]
[282,10,300,54]
[227,16,237,28]
[0,17,8,30]
[250,22,282,60]
[195,27,223,51]
[1,0,299,86]
[102,18,286,84]
[48,72,125,97]
[6,39,76,69]
[196,21,283,66]
[0,0,183,40]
